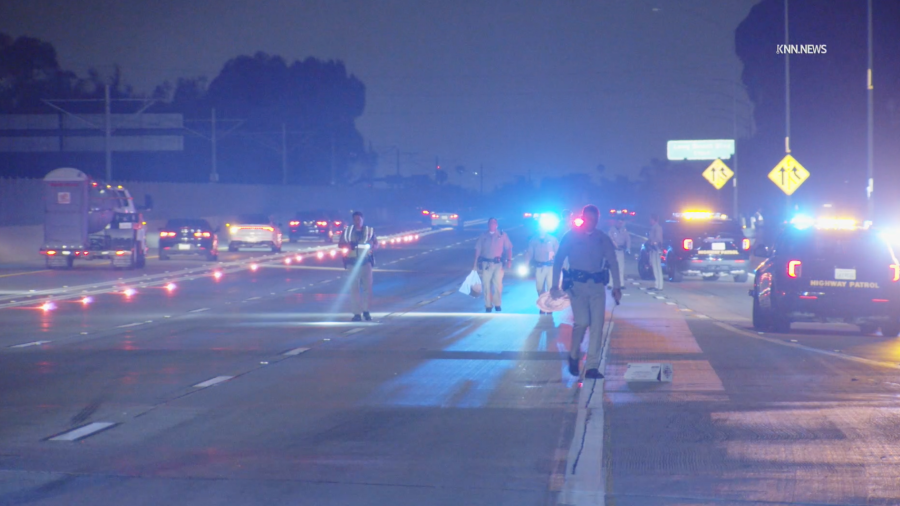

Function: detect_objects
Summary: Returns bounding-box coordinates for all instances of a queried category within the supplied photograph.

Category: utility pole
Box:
[480,164,484,195]
[784,0,792,212]
[282,123,288,185]
[330,133,336,186]
[732,69,739,220]
[866,0,874,219]
[104,84,112,181]
[210,108,218,182]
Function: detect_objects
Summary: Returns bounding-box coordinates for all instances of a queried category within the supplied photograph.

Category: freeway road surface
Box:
[1,221,900,505]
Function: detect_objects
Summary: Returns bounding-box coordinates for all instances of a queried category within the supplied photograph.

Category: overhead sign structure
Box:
[768,154,809,196]
[667,139,735,161]
[701,159,733,190]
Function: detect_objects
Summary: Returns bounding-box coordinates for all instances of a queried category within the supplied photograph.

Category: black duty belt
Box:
[478,256,501,264]
[531,260,553,267]
[564,268,609,287]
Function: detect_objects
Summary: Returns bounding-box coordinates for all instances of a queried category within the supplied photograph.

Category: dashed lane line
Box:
[193,376,233,388]
[10,340,51,348]
[283,347,311,356]
[188,307,210,313]
[48,422,117,442]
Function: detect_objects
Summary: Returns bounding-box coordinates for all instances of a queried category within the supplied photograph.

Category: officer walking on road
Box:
[524,227,559,314]
[551,205,622,379]
[608,217,631,289]
[474,218,513,313]
[648,213,664,291]
[340,211,378,321]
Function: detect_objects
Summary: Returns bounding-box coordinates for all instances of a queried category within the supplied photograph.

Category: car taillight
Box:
[333,221,342,227]
[194,232,211,238]
[46,250,56,255]
[523,213,532,218]
[160,231,175,237]
[742,238,751,250]
[316,221,328,227]
[891,264,899,282]
[682,239,693,250]
[788,260,802,278]
[289,221,300,226]
[422,210,430,215]
[450,214,458,219]
[431,214,438,219]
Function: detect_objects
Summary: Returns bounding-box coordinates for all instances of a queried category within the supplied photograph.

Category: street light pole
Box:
[866,0,874,219]
[784,0,792,213]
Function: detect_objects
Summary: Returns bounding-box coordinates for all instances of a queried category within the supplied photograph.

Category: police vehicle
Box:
[638,211,751,283]
[750,216,900,336]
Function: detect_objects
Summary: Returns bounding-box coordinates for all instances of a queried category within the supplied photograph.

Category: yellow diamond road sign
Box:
[701,159,733,190]
[768,154,809,195]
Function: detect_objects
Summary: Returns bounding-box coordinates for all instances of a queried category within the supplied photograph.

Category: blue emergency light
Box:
[538,213,560,232]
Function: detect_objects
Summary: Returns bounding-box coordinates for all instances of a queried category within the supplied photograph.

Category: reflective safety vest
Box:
[344,225,374,258]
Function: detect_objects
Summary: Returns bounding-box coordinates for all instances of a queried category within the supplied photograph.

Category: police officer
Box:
[339,211,378,321]
[551,205,622,379]
[524,227,559,314]
[648,213,664,291]
[608,217,631,289]
[474,217,512,313]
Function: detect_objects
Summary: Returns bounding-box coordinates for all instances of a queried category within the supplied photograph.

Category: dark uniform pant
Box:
[567,280,607,370]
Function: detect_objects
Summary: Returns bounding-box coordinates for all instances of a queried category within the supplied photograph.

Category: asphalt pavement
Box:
[2,223,900,505]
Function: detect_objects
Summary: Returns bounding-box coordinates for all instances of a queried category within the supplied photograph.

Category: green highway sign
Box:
[667,139,735,161]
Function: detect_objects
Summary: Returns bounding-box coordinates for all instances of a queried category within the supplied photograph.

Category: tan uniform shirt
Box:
[649,223,663,247]
[608,226,631,250]
[552,228,621,289]
[525,235,559,263]
[475,231,512,260]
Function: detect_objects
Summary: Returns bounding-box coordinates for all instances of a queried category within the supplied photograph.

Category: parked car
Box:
[159,218,218,261]
[430,211,463,230]
[288,210,345,243]
[227,214,282,252]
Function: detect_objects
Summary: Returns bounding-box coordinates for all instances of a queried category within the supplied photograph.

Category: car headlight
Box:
[230,226,239,234]
[517,264,529,277]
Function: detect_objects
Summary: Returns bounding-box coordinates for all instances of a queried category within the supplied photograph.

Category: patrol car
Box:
[638,211,751,283]
[750,216,900,336]
[430,211,462,230]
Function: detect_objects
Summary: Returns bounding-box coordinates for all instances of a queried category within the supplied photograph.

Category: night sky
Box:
[0,0,758,189]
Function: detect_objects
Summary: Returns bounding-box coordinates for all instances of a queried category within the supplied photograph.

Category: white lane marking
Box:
[344,328,365,335]
[283,347,311,356]
[117,322,146,329]
[10,340,51,348]
[244,296,261,301]
[665,302,676,305]
[49,422,116,441]
[713,321,900,370]
[560,321,613,504]
[193,376,233,388]
[655,296,666,300]
[189,307,210,313]
[287,288,299,292]
[696,314,709,319]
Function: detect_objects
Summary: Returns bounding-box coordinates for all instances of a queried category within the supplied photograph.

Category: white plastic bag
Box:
[459,270,483,297]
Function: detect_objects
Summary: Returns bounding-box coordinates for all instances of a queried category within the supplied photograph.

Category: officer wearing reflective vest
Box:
[524,228,559,314]
[551,205,622,379]
[339,211,378,321]
[473,217,513,313]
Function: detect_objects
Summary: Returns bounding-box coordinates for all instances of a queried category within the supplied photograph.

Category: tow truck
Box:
[750,215,900,336]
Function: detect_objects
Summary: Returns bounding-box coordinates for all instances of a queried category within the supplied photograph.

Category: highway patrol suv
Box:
[639,211,751,283]
[750,216,900,336]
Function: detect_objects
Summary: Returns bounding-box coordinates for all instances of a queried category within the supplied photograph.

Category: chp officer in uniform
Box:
[524,227,559,314]
[648,213,664,291]
[608,217,631,289]
[551,205,622,379]
[474,218,513,313]
[339,211,378,321]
